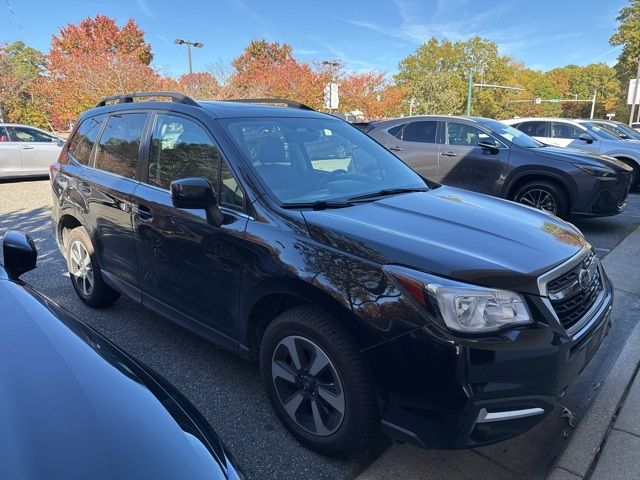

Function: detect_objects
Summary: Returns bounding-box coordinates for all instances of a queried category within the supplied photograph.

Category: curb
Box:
[548,226,640,480]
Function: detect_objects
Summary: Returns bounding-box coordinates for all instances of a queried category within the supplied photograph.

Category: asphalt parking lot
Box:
[1,179,639,480]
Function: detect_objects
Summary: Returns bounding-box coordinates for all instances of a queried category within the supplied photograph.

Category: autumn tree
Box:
[51,15,152,64]
[176,72,220,99]
[44,15,164,125]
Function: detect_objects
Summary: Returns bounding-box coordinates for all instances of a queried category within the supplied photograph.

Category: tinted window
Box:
[148,114,220,190]
[10,126,56,142]
[95,113,146,178]
[551,122,583,139]
[0,126,9,142]
[220,160,244,210]
[516,121,547,137]
[68,115,106,165]
[447,122,491,146]
[401,121,438,143]
[388,124,404,138]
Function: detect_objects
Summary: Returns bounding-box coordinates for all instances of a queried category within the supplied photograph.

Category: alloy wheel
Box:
[517,188,558,214]
[69,240,94,296]
[271,335,345,437]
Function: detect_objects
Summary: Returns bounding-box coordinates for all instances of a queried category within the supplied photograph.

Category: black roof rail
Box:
[223,98,314,111]
[95,92,199,108]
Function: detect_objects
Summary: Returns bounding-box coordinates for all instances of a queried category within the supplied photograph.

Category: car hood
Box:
[530,145,632,171]
[302,186,589,295]
[0,279,242,480]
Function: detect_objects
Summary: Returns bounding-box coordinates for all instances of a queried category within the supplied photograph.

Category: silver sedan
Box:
[0,124,64,179]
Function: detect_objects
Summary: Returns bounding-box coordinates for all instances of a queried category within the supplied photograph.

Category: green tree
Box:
[395,37,521,117]
[0,41,47,126]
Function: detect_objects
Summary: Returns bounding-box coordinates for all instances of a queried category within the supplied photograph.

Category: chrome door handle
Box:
[20,146,35,149]
[389,146,403,152]
[441,151,458,157]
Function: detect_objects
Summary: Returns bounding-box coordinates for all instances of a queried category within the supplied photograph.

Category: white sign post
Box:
[627,79,640,105]
[323,83,339,111]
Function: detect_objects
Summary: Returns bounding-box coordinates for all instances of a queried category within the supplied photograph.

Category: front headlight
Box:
[574,164,616,177]
[384,265,532,333]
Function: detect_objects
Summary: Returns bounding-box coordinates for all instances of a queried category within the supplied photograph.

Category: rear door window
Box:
[551,122,583,139]
[67,114,106,165]
[515,121,547,137]
[446,122,491,146]
[401,121,438,143]
[95,113,147,178]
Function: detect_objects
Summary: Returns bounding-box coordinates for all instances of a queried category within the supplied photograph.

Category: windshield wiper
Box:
[348,187,429,202]
[281,200,353,210]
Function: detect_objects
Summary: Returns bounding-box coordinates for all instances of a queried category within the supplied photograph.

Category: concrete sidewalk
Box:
[549,225,640,480]
[357,226,640,480]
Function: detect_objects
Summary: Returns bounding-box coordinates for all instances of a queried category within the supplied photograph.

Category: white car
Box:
[0,124,64,179]
[502,117,640,185]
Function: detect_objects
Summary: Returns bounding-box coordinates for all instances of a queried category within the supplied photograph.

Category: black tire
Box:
[513,180,569,218]
[65,227,120,308]
[260,306,381,456]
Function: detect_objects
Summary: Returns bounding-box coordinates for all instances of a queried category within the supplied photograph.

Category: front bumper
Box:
[364,269,614,450]
[571,172,631,217]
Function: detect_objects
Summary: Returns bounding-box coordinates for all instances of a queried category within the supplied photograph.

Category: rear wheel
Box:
[260,306,380,456]
[66,227,120,308]
[513,180,569,218]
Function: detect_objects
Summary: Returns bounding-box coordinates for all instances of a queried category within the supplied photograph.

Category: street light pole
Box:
[590,88,597,119]
[465,70,473,116]
[174,39,204,75]
[322,60,340,114]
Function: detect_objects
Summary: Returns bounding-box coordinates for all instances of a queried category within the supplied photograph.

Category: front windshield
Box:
[478,119,543,148]
[580,122,620,140]
[221,117,427,204]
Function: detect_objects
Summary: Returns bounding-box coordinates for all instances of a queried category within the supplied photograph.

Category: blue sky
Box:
[1,0,627,77]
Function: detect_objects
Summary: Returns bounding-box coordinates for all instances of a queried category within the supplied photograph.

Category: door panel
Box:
[0,126,21,176]
[387,120,440,180]
[133,185,247,337]
[133,112,247,338]
[439,121,509,195]
[84,112,148,288]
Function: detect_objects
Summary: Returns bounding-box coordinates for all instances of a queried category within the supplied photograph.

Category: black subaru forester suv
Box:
[50,92,613,455]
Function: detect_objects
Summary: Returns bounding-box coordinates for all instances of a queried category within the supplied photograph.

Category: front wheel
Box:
[513,180,569,218]
[260,306,380,456]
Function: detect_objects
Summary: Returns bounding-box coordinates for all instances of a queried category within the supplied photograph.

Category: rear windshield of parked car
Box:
[220,117,427,204]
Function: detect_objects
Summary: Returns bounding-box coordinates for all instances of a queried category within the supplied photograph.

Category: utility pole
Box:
[466,70,474,116]
[629,56,640,126]
[409,97,416,116]
[590,88,597,119]
[174,39,204,75]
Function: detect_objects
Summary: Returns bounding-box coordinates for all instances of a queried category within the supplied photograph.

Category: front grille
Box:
[547,251,603,332]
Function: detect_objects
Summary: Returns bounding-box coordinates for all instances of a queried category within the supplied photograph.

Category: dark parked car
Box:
[0,230,243,480]
[362,115,632,218]
[51,93,614,455]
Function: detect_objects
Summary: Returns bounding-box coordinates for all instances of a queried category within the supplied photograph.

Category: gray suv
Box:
[504,118,640,186]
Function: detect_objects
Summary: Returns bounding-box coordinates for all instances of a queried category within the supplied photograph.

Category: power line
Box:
[3,0,27,41]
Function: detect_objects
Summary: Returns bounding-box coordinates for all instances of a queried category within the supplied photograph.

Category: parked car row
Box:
[361,116,632,218]
[42,93,615,462]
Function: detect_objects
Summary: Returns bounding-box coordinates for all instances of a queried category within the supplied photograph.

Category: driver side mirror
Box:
[2,231,37,280]
[578,133,595,144]
[478,139,500,151]
[170,177,223,226]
